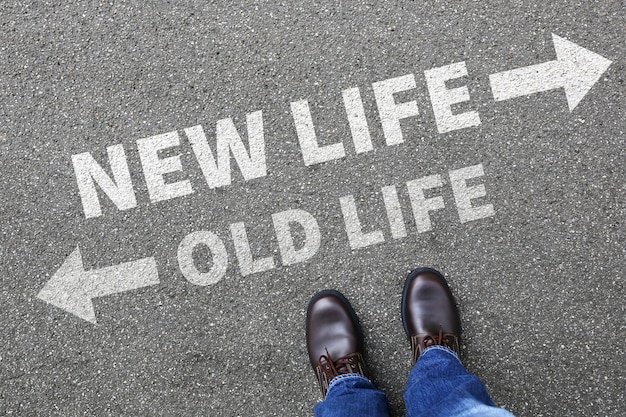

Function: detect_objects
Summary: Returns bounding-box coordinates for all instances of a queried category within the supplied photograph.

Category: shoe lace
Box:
[318,349,359,375]
[412,326,460,363]
[315,349,365,397]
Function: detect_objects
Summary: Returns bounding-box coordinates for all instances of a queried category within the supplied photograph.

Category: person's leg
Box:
[401,268,515,417]
[313,374,390,417]
[307,290,390,417]
[404,346,514,416]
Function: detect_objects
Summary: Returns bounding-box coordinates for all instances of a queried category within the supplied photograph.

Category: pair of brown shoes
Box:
[306,268,461,398]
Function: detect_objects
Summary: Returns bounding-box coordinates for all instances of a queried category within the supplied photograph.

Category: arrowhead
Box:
[37,247,98,324]
[552,33,612,111]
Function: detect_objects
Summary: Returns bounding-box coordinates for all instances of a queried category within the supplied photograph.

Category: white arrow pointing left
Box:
[37,246,159,324]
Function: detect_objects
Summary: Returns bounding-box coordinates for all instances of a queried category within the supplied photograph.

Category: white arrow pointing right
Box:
[489,33,612,111]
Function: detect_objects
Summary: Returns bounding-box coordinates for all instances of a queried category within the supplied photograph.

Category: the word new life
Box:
[72,61,481,218]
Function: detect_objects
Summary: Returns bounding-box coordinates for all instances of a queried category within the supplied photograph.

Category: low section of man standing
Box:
[306,267,516,417]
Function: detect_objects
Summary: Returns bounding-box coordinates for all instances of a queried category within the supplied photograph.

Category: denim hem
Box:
[421,345,462,364]
[326,373,370,396]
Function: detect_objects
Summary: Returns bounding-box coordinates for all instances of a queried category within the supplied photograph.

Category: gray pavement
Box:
[1,1,624,416]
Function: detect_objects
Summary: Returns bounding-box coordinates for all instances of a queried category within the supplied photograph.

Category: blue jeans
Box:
[314,346,515,417]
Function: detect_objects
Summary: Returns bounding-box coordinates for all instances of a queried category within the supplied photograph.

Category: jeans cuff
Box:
[421,345,462,364]
[326,373,370,396]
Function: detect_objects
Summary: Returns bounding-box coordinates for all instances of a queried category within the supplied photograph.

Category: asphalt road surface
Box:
[1,1,624,416]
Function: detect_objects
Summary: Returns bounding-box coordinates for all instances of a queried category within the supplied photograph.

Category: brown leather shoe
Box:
[401,268,461,363]
[306,290,366,398]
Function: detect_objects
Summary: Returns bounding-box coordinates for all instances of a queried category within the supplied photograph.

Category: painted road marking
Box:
[40,163,492,323]
[490,33,612,111]
[70,34,610,220]
[37,247,158,324]
[37,33,613,323]
[176,163,493,280]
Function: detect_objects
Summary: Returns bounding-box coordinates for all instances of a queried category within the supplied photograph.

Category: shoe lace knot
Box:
[315,349,365,398]
[411,326,460,363]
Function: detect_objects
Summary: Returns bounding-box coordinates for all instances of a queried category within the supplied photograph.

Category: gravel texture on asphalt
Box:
[1,1,624,416]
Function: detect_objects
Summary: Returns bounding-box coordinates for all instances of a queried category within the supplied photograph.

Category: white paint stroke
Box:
[490,33,612,111]
[37,247,159,324]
